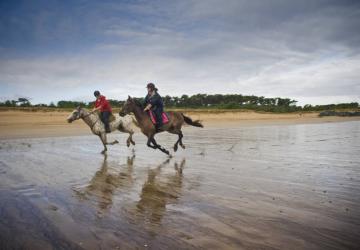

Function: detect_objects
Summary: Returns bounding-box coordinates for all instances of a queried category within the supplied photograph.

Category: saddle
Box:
[148,110,169,125]
[109,113,116,122]
[95,111,116,122]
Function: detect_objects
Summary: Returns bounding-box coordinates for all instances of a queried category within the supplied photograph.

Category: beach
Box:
[0,109,359,139]
[0,110,359,249]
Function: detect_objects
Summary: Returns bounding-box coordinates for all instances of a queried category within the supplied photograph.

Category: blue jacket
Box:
[144,92,163,112]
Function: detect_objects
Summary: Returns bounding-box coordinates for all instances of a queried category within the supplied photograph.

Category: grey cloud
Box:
[0,0,359,105]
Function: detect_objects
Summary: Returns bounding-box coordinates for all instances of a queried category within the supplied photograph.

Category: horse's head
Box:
[119,96,136,117]
[67,106,84,123]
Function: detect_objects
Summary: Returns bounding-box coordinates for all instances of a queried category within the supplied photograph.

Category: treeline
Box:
[0,98,32,107]
[302,103,359,111]
[1,95,358,113]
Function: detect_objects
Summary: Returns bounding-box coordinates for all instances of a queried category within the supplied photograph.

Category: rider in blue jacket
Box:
[144,83,164,131]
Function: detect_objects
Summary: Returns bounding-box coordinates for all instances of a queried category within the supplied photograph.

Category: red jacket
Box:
[95,95,112,112]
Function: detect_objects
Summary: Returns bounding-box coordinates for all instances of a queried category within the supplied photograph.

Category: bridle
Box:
[74,109,100,130]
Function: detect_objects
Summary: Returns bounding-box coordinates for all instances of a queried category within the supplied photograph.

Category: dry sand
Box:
[0,109,359,139]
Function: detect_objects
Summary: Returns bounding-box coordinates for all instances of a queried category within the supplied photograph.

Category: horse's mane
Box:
[132,98,144,108]
[77,106,87,110]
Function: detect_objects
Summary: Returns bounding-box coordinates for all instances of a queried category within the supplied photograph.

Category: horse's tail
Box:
[182,113,203,128]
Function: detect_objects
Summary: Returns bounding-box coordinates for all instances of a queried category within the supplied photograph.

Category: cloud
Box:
[0,0,359,105]
[236,53,360,104]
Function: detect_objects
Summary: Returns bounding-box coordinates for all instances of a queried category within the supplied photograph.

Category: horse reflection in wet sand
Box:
[67,107,137,154]
[119,96,203,155]
[73,156,186,225]
[136,159,186,225]
[73,154,136,213]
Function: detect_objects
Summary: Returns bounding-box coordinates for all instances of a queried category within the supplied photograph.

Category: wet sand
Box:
[0,112,360,249]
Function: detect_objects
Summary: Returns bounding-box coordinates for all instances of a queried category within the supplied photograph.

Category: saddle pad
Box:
[149,111,169,125]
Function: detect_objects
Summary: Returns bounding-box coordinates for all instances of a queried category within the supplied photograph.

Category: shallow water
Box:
[0,121,359,249]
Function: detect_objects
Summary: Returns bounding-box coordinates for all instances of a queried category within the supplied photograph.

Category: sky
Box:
[0,0,359,106]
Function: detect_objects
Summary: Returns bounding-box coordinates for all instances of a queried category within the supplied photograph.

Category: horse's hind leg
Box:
[179,131,185,149]
[174,131,184,151]
[169,130,184,152]
[173,133,180,152]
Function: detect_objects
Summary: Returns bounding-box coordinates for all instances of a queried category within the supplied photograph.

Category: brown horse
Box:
[119,96,203,155]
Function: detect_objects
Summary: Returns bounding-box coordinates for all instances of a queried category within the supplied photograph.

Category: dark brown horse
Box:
[119,96,203,155]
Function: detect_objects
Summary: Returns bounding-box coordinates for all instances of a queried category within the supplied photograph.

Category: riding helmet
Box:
[146,83,157,91]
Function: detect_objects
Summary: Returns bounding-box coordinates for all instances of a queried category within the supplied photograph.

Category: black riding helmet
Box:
[146,83,158,91]
[94,90,100,97]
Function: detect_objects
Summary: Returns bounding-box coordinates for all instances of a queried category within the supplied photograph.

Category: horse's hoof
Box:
[131,141,136,145]
[181,145,186,149]
[127,142,130,147]
[114,140,119,144]
[174,145,178,152]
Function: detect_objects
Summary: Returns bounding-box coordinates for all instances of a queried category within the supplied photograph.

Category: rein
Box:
[81,111,100,130]
[82,111,94,118]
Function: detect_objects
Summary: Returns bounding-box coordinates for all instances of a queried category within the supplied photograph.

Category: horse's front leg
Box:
[147,137,157,149]
[129,132,135,145]
[150,137,170,155]
[102,129,118,145]
[126,131,135,147]
[108,139,119,145]
[118,123,136,147]
[102,135,118,145]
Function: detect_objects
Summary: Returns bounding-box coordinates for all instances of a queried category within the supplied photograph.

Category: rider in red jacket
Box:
[93,90,112,133]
